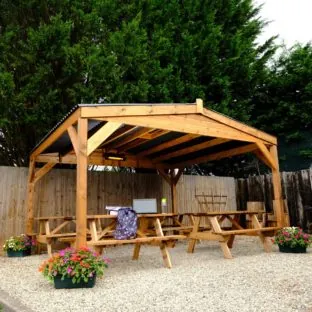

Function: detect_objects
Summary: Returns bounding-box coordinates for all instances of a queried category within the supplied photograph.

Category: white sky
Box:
[255,0,312,47]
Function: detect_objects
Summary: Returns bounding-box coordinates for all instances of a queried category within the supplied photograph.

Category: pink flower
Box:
[67,267,73,274]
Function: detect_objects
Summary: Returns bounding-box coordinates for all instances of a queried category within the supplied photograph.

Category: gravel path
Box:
[0,238,311,312]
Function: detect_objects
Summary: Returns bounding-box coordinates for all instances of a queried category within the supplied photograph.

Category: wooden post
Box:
[269,145,285,227]
[170,171,177,214]
[76,118,88,248]
[26,158,36,234]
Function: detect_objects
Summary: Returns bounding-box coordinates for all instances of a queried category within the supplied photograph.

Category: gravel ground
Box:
[0,238,311,312]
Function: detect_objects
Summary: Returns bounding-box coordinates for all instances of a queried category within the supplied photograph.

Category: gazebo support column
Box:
[158,169,183,214]
[26,158,36,234]
[170,169,183,214]
[76,118,88,248]
[269,145,285,227]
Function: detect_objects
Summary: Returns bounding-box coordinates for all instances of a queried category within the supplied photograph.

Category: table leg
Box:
[209,216,233,259]
[154,218,172,268]
[187,216,200,253]
[132,244,141,260]
[47,239,52,257]
[227,215,240,248]
[251,215,272,252]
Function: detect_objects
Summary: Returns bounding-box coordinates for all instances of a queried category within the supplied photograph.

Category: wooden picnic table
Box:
[87,213,186,268]
[185,210,280,259]
[35,213,186,268]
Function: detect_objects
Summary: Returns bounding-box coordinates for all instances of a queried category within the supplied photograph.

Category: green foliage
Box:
[254,44,312,137]
[273,227,312,248]
[0,0,275,166]
[3,234,35,251]
[39,247,109,283]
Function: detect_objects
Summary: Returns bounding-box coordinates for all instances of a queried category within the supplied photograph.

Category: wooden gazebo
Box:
[26,99,285,248]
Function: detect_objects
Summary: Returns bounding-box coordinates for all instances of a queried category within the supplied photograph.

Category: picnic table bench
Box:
[87,213,186,268]
[186,211,280,259]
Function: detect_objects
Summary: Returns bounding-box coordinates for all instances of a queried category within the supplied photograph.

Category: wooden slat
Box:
[67,126,79,156]
[152,138,229,163]
[88,235,185,246]
[138,134,200,157]
[32,109,80,157]
[87,121,121,156]
[213,227,280,236]
[173,144,258,168]
[81,104,197,118]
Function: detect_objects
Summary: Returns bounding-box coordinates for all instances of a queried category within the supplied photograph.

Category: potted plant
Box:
[273,227,312,253]
[3,234,36,257]
[39,247,110,289]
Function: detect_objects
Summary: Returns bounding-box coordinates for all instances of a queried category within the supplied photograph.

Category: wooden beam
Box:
[87,121,121,156]
[152,138,229,163]
[67,126,79,156]
[137,134,200,157]
[173,144,258,168]
[158,168,171,185]
[76,118,88,248]
[99,115,266,143]
[110,127,152,149]
[202,108,277,144]
[33,162,56,184]
[100,125,136,146]
[269,145,285,227]
[80,104,197,118]
[173,168,183,185]
[253,150,271,168]
[196,98,204,114]
[26,159,36,234]
[32,109,80,157]
[255,142,277,170]
[118,130,169,152]
[36,152,168,169]
[117,139,147,153]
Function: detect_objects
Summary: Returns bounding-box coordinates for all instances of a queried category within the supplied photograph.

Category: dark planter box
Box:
[54,275,96,289]
[7,248,31,257]
[278,245,307,253]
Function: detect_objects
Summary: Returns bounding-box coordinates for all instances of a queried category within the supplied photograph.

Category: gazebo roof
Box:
[30,99,277,170]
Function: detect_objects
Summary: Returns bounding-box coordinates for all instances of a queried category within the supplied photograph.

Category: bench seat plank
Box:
[88,235,186,246]
[213,227,280,236]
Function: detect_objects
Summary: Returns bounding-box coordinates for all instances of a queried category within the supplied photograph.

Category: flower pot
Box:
[7,248,31,257]
[54,274,96,289]
[278,245,307,253]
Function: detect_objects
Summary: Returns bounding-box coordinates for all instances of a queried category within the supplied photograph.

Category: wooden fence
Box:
[0,166,236,252]
[236,168,312,231]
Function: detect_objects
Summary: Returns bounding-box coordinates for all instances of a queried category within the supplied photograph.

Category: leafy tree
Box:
[0,0,275,166]
[253,43,312,170]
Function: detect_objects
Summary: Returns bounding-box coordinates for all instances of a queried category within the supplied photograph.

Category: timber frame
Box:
[26,99,285,248]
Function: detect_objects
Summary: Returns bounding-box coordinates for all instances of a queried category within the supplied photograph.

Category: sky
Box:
[254,0,312,47]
